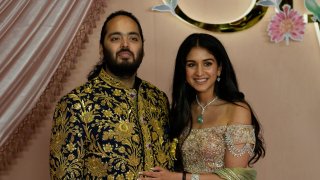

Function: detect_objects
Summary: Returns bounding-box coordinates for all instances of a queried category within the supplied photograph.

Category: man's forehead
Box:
[107,16,138,28]
[106,17,140,35]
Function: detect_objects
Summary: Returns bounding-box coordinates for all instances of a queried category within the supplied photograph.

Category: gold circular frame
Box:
[174,1,268,32]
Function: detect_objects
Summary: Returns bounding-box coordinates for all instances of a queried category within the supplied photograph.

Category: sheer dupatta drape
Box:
[0,0,107,172]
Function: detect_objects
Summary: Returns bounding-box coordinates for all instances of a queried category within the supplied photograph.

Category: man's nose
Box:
[120,38,129,48]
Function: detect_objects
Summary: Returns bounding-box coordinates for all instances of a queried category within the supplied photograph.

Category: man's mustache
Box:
[116,48,134,56]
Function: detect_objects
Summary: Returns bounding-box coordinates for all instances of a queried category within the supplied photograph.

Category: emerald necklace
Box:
[196,95,218,124]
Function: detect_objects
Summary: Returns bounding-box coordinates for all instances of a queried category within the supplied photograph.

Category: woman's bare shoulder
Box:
[224,101,252,125]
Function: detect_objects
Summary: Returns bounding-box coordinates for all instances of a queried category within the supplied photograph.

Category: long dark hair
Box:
[87,10,144,80]
[170,33,265,168]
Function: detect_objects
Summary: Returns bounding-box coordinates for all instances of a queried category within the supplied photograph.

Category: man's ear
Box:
[99,45,103,59]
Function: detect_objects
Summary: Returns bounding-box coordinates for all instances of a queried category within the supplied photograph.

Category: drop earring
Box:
[217,76,221,82]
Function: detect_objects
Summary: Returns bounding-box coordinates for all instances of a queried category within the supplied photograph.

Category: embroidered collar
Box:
[98,68,142,90]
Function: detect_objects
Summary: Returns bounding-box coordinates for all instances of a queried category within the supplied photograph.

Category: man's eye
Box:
[110,37,120,41]
[129,36,139,41]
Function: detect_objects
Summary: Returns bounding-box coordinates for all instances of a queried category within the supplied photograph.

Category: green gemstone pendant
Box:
[197,115,203,124]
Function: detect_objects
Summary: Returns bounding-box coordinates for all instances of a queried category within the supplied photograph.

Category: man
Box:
[49,10,174,179]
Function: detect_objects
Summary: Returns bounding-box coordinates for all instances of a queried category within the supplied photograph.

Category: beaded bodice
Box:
[181,124,255,173]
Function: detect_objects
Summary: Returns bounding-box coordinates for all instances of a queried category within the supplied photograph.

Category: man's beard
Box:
[103,46,144,78]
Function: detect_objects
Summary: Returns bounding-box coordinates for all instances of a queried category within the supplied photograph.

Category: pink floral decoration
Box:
[268,4,306,45]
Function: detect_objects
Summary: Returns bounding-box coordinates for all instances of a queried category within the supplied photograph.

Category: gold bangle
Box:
[191,174,199,180]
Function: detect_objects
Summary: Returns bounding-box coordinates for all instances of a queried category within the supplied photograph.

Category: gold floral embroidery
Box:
[50,131,68,156]
[102,131,113,141]
[84,87,92,93]
[55,163,67,179]
[103,109,113,118]
[66,142,76,152]
[113,89,122,96]
[73,103,81,110]
[86,157,108,177]
[116,120,134,133]
[132,134,140,143]
[170,138,178,160]
[126,171,135,180]
[81,110,94,124]
[128,154,140,167]
[49,69,173,179]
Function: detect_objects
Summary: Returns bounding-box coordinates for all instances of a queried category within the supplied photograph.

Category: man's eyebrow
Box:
[107,32,140,37]
[128,32,140,36]
[107,32,121,37]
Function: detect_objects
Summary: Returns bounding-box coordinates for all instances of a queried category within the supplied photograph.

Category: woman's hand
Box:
[137,166,182,180]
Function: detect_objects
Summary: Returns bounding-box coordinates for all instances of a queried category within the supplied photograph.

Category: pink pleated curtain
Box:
[0,0,107,171]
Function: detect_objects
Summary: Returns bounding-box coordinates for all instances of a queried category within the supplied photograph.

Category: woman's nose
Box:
[195,65,203,76]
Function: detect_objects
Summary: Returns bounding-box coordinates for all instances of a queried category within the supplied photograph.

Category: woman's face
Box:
[185,46,221,95]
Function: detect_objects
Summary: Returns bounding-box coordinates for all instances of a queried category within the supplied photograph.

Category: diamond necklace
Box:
[196,95,218,124]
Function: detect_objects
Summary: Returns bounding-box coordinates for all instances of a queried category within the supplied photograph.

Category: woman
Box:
[139,33,265,180]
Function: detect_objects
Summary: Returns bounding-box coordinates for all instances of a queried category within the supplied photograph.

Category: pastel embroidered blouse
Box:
[181,124,255,174]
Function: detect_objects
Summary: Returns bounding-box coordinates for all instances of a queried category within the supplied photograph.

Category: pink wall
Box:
[2,0,320,179]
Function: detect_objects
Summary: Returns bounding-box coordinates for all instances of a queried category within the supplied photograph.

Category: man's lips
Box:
[117,50,133,58]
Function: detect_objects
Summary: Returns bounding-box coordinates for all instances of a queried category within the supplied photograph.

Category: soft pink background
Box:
[2,0,320,179]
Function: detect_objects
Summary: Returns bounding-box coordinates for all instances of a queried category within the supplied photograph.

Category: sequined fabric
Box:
[49,69,174,179]
[181,125,255,174]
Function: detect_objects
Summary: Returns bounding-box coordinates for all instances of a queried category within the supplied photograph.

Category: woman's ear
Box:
[218,65,222,76]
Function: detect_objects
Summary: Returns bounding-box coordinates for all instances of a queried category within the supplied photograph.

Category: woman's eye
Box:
[186,63,194,67]
[204,62,212,67]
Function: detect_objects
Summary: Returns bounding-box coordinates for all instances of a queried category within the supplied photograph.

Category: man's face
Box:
[102,15,144,78]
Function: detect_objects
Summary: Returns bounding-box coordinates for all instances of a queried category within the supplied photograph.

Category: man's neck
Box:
[105,69,136,88]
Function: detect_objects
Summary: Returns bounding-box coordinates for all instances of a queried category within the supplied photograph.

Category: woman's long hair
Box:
[170,33,265,169]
